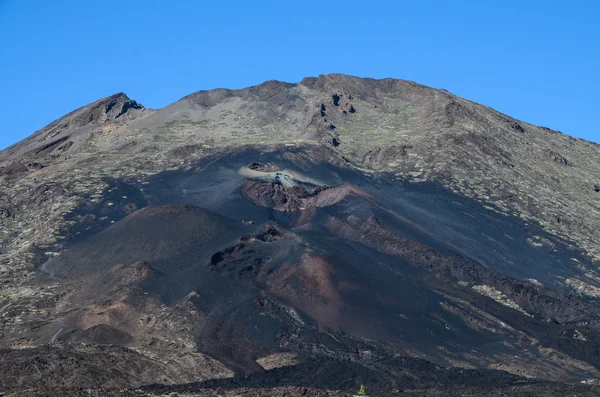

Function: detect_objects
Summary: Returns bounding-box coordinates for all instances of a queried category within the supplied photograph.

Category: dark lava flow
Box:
[38,145,600,381]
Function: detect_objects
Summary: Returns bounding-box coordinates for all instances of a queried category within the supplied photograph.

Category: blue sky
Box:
[0,1,598,149]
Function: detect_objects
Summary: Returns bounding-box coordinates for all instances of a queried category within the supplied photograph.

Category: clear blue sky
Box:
[1,1,599,150]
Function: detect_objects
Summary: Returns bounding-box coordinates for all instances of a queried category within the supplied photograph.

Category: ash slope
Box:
[1,75,600,395]
[5,147,600,393]
[2,74,599,268]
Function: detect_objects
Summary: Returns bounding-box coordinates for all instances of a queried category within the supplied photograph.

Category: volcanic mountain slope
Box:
[1,75,600,396]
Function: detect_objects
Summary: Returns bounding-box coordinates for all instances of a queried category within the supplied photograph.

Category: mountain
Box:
[1,74,600,396]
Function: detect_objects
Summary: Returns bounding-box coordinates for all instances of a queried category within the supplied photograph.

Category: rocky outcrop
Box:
[37,93,144,141]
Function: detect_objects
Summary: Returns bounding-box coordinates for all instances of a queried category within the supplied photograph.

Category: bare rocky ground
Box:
[5,384,600,397]
[1,75,600,396]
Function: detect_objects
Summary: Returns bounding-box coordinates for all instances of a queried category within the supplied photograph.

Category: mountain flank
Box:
[1,74,600,396]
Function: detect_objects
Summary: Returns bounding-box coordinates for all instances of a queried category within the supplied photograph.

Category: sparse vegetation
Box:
[357,384,367,395]
[1,74,600,396]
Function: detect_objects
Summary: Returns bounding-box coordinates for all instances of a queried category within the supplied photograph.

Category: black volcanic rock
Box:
[1,75,600,396]
[43,204,249,277]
